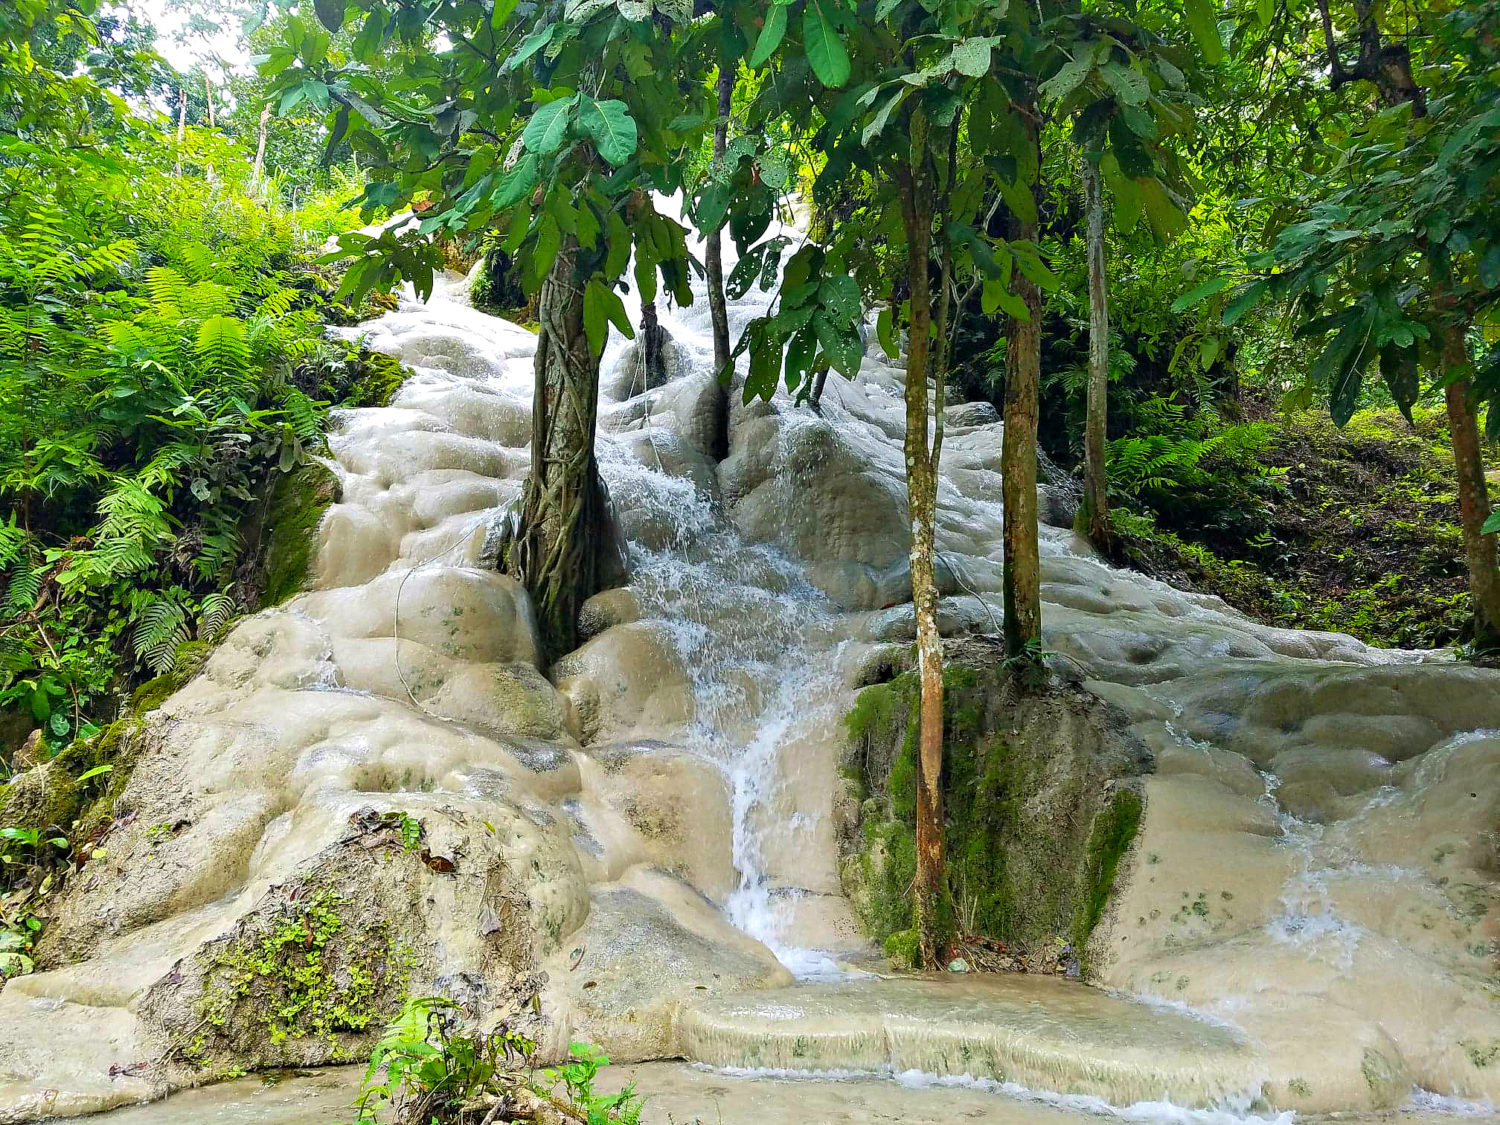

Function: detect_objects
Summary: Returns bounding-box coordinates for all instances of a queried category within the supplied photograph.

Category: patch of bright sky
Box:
[117,0,259,74]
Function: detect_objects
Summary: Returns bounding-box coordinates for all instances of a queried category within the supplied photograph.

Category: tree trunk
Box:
[1079,158,1111,548]
[252,103,271,187]
[500,239,618,661]
[1001,202,1043,661]
[704,66,734,377]
[897,146,947,970]
[1441,326,1500,651]
[175,85,187,176]
[639,300,668,390]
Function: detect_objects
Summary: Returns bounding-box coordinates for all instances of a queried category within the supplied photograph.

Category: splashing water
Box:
[591,201,858,976]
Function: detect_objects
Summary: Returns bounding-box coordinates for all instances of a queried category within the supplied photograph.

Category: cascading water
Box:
[591,207,859,975]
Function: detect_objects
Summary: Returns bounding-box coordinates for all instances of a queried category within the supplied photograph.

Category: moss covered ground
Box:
[1113,405,1475,651]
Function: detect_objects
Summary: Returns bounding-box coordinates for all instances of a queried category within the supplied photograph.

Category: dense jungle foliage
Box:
[0,0,406,973]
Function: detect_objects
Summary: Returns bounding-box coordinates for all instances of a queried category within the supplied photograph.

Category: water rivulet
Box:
[0,218,1496,1122]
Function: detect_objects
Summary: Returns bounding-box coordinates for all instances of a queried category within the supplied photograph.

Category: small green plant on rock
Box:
[193,889,413,1063]
[352,996,642,1125]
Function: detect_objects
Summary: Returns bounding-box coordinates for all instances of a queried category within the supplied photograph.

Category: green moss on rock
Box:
[840,638,1152,976]
[188,888,414,1068]
[129,675,179,715]
[341,350,408,409]
[1074,787,1143,966]
[260,461,342,606]
[0,717,143,840]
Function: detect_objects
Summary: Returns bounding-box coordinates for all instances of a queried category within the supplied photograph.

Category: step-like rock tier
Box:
[679,976,1264,1108]
[0,209,1496,1121]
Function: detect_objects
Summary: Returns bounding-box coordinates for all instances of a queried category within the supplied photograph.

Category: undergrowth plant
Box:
[353,996,642,1125]
[0,0,400,984]
[0,117,389,771]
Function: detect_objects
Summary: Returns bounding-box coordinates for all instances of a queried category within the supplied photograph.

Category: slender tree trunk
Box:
[704,66,734,376]
[176,85,187,176]
[1001,201,1043,660]
[1079,158,1111,548]
[500,239,617,660]
[204,72,215,127]
[897,142,947,970]
[252,103,271,188]
[1441,324,1500,651]
[639,300,667,389]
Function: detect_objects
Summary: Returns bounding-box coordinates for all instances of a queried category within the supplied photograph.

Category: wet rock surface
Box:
[678,975,1264,1107]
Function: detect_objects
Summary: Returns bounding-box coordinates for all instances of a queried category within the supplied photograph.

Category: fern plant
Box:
[0,123,363,765]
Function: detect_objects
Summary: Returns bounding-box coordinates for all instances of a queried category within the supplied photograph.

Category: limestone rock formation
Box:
[838,638,1153,971]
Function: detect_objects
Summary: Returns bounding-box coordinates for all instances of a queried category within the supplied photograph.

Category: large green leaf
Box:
[818,274,862,322]
[583,278,633,355]
[1315,318,1371,427]
[1100,62,1148,106]
[862,88,904,145]
[1183,0,1223,65]
[523,96,576,155]
[1171,276,1228,313]
[814,311,862,377]
[949,37,998,78]
[1039,54,1091,103]
[1378,343,1420,422]
[1221,280,1268,326]
[579,98,637,165]
[982,278,1028,320]
[804,0,850,88]
[1139,177,1187,240]
[314,0,344,32]
[727,244,768,299]
[505,25,555,71]
[604,210,632,280]
[493,154,539,208]
[695,182,730,231]
[875,306,897,358]
[785,323,818,390]
[749,3,787,67]
[491,0,519,30]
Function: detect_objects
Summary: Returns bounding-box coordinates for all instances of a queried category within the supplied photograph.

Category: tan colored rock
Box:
[548,622,695,744]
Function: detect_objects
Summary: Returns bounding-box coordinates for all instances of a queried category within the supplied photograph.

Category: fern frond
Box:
[194,315,250,375]
[257,286,300,320]
[193,528,240,583]
[184,281,231,320]
[132,594,189,675]
[279,387,323,443]
[197,591,237,640]
[177,242,230,284]
[145,266,189,313]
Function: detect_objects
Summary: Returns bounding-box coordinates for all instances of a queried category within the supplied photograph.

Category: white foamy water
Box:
[593,204,857,975]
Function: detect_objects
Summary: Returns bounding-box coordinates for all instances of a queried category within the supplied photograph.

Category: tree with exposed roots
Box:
[263,0,731,659]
